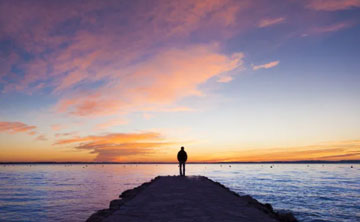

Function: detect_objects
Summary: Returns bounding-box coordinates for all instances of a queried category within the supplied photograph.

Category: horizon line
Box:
[1,160,359,164]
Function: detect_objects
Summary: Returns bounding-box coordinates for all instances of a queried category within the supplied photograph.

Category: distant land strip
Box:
[1,160,359,164]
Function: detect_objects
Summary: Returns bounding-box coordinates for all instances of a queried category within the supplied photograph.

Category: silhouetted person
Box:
[177,146,187,176]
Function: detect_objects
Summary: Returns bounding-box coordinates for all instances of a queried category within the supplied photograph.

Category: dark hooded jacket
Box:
[177,150,187,163]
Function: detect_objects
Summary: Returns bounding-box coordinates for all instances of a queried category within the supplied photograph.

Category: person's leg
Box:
[181,163,185,176]
[183,163,186,176]
[181,163,184,176]
[179,162,182,176]
[180,162,185,176]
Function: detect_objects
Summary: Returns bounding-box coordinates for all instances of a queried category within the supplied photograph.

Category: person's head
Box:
[181,146,184,150]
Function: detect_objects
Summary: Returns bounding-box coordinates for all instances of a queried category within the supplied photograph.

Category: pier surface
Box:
[87,176,296,222]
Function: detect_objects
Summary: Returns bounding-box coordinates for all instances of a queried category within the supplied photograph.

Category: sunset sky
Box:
[1,0,360,162]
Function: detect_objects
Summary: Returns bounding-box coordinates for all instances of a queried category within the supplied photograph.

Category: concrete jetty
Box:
[87,176,297,222]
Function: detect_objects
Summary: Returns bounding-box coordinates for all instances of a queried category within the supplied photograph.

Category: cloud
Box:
[221,140,360,162]
[252,60,279,70]
[28,131,37,136]
[217,75,233,83]
[258,17,285,28]
[0,0,247,119]
[0,0,246,94]
[0,121,36,134]
[313,22,352,33]
[55,132,173,161]
[319,152,360,159]
[1,1,359,163]
[96,119,128,129]
[307,0,360,11]
[301,22,353,37]
[55,132,78,138]
[55,46,244,116]
[36,135,47,141]
[51,124,62,131]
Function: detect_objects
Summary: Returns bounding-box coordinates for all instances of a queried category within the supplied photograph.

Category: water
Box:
[0,164,359,222]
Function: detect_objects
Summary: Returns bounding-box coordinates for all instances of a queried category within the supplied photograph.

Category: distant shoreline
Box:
[1,160,359,164]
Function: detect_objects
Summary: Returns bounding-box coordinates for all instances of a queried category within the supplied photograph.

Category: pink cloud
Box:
[252,60,280,70]
[307,0,360,11]
[258,17,285,28]
[0,0,247,94]
[1,0,355,98]
[36,135,47,141]
[1,0,356,127]
[313,22,352,33]
[55,46,244,116]
[217,75,233,83]
[0,121,36,134]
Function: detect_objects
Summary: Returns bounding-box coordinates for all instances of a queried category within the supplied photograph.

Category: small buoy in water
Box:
[351,165,353,168]
[229,165,231,168]
[270,166,273,168]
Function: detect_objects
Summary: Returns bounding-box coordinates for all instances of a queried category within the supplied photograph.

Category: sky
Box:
[0,0,360,162]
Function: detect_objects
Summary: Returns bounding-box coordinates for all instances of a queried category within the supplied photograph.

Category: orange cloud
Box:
[55,132,162,145]
[213,140,360,162]
[252,60,279,70]
[96,118,128,129]
[307,0,360,11]
[51,124,62,131]
[28,131,37,136]
[55,132,173,161]
[258,17,285,28]
[0,121,36,134]
[55,46,244,116]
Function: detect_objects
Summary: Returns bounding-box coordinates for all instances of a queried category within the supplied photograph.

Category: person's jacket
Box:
[177,150,187,163]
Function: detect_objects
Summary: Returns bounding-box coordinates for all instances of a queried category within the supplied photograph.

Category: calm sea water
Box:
[0,164,359,222]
